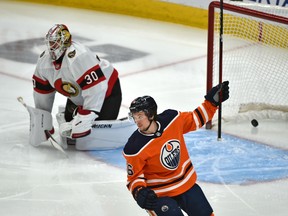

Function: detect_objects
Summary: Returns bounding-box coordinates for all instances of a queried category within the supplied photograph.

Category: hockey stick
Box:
[17,96,28,108]
[45,129,68,158]
[217,0,224,141]
[17,97,68,158]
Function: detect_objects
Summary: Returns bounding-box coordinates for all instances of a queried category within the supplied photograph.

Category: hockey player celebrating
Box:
[123,81,229,216]
[31,24,122,147]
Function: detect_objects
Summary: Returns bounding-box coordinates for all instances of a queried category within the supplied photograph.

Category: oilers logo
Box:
[160,140,180,170]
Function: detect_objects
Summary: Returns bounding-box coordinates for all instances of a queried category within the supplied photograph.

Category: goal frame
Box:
[206,1,288,129]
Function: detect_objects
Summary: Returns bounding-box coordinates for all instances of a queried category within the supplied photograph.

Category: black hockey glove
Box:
[133,187,158,210]
[205,81,229,106]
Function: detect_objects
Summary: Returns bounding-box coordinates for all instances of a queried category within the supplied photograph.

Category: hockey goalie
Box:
[26,24,136,150]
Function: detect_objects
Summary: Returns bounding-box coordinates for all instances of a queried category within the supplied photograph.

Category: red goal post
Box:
[206,1,288,129]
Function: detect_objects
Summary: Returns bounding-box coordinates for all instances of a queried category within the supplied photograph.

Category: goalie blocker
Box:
[75,118,136,150]
[56,110,137,150]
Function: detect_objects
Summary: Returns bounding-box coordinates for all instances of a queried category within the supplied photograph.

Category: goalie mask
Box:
[129,95,157,120]
[45,24,72,60]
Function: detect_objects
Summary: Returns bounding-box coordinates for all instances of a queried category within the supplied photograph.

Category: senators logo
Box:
[68,50,76,58]
[61,82,78,96]
[160,140,180,170]
[54,79,79,97]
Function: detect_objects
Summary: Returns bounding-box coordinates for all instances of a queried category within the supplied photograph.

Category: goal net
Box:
[207,1,288,128]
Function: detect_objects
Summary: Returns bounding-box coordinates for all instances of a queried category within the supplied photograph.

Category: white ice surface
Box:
[0,1,287,216]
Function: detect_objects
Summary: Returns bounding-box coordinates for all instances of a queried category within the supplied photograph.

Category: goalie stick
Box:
[17,97,68,158]
[44,129,68,158]
[17,96,28,108]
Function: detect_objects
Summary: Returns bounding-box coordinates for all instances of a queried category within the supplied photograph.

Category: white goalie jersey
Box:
[32,41,119,114]
[26,25,132,150]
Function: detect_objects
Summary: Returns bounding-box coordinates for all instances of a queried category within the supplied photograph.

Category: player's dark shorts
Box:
[148,183,213,216]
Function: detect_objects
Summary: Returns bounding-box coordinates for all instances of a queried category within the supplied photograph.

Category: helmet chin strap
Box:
[143,119,153,132]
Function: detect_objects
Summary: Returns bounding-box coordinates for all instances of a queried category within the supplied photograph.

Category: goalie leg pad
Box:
[56,112,68,149]
[27,106,53,146]
[75,118,137,150]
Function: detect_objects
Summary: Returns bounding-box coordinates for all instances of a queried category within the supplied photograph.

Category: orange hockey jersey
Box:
[123,100,217,197]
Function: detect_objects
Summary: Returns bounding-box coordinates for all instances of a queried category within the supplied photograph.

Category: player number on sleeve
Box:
[32,79,36,88]
[127,163,134,176]
[85,71,98,84]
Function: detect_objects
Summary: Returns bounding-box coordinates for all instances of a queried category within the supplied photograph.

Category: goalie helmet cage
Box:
[206,1,288,129]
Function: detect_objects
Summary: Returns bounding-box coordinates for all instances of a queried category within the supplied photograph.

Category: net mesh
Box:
[210,2,288,120]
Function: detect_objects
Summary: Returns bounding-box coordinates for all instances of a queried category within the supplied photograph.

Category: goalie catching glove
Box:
[205,80,229,106]
[60,107,97,139]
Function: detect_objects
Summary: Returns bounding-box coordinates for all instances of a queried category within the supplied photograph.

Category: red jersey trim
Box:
[32,75,55,94]
[105,69,119,98]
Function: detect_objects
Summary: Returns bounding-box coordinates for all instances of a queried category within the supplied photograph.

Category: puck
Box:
[251,119,258,127]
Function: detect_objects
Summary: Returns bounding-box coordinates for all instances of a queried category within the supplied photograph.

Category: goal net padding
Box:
[206,1,288,129]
